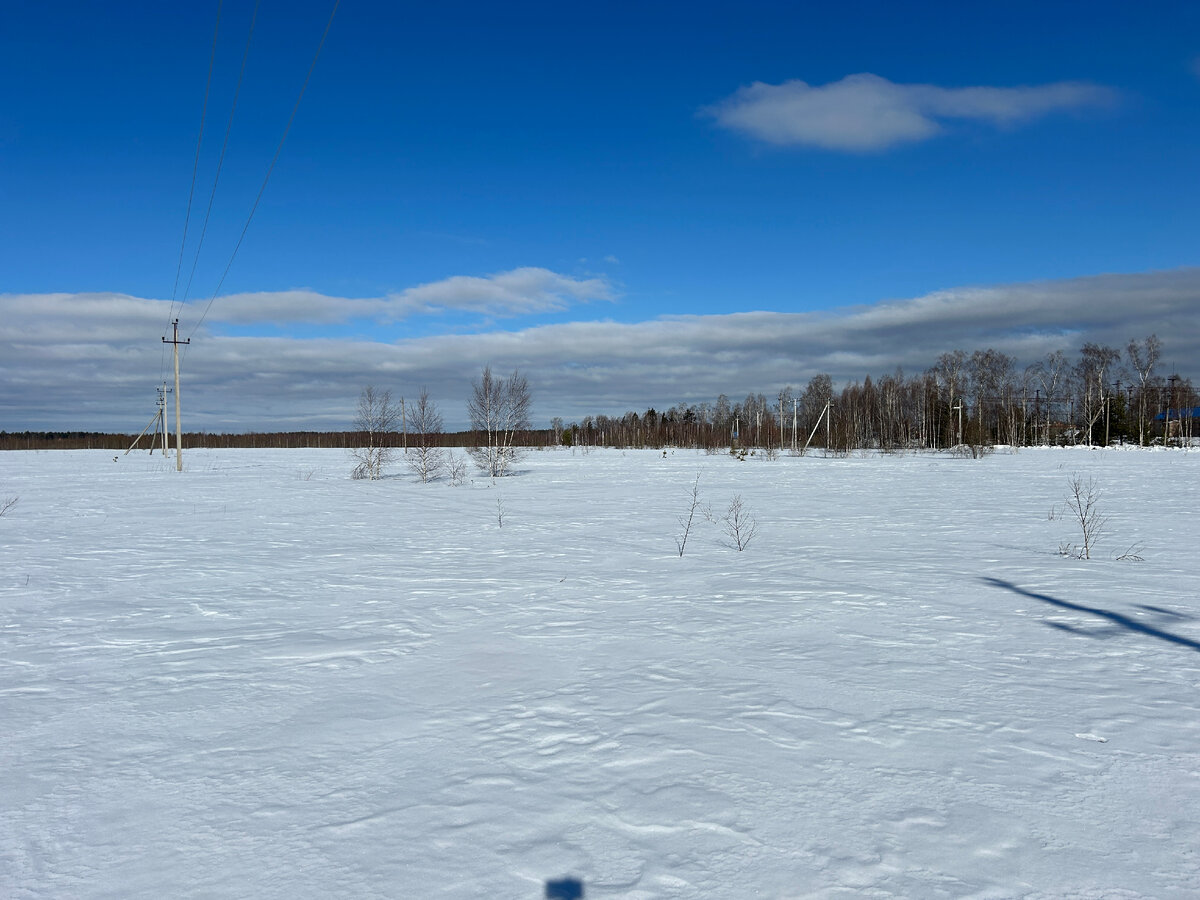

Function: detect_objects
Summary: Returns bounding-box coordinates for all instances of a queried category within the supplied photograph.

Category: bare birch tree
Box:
[1126,334,1162,446]
[350,385,400,480]
[406,387,446,483]
[675,475,703,557]
[1025,351,1061,445]
[467,366,532,477]
[1075,344,1122,445]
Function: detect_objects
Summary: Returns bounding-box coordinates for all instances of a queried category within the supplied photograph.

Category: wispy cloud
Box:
[390,267,614,318]
[206,267,615,325]
[705,73,1117,151]
[2,268,1196,431]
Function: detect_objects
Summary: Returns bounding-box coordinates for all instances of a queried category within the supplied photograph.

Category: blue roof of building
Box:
[1153,406,1200,421]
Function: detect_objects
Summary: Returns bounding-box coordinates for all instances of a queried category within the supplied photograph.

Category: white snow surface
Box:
[2,446,1199,899]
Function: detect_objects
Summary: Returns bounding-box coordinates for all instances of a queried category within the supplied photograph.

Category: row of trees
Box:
[351,366,533,480]
[556,336,1197,452]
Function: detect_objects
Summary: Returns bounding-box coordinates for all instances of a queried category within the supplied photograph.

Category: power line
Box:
[180,0,261,308]
[163,0,222,374]
[188,0,341,341]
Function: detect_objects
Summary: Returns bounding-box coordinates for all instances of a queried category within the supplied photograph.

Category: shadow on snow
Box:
[983,577,1200,654]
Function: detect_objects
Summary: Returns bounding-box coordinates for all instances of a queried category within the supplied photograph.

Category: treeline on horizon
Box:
[4,336,1197,453]
[556,338,1197,452]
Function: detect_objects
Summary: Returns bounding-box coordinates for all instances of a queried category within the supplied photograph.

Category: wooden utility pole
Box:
[123,383,172,457]
[163,319,190,472]
[1166,374,1179,446]
[1033,389,1041,445]
[158,383,171,456]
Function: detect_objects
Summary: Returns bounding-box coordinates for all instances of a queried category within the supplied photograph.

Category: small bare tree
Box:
[721,494,758,551]
[407,387,446,483]
[467,366,532,477]
[1063,474,1106,559]
[675,475,703,557]
[446,453,469,486]
[0,495,16,517]
[350,385,400,480]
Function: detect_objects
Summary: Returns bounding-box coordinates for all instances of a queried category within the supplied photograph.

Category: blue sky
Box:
[2,1,1199,430]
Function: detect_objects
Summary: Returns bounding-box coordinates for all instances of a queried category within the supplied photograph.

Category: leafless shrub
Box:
[721,494,758,551]
[1115,543,1145,562]
[447,453,469,486]
[763,445,779,461]
[495,497,505,528]
[1062,474,1107,560]
[0,495,17,517]
[675,475,702,557]
[950,443,994,459]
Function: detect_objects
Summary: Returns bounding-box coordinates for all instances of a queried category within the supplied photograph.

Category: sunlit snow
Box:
[2,446,1198,898]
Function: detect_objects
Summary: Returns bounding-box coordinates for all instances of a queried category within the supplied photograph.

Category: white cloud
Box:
[1,268,1197,432]
[705,73,1116,151]
[210,267,614,325]
[389,267,614,318]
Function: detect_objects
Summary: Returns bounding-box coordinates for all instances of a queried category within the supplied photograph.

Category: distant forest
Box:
[4,336,1197,452]
[554,338,1198,452]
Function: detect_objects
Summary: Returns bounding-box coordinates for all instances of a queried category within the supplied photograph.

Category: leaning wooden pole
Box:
[125,410,162,456]
[802,400,832,454]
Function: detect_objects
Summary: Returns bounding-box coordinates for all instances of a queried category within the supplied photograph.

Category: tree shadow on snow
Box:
[545,877,584,899]
[982,577,1200,654]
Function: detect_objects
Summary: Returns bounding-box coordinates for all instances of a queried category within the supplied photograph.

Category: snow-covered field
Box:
[2,445,1198,899]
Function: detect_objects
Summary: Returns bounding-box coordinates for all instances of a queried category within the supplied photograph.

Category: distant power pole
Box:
[163,319,190,472]
[158,383,171,456]
[124,382,171,458]
[1033,389,1041,445]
